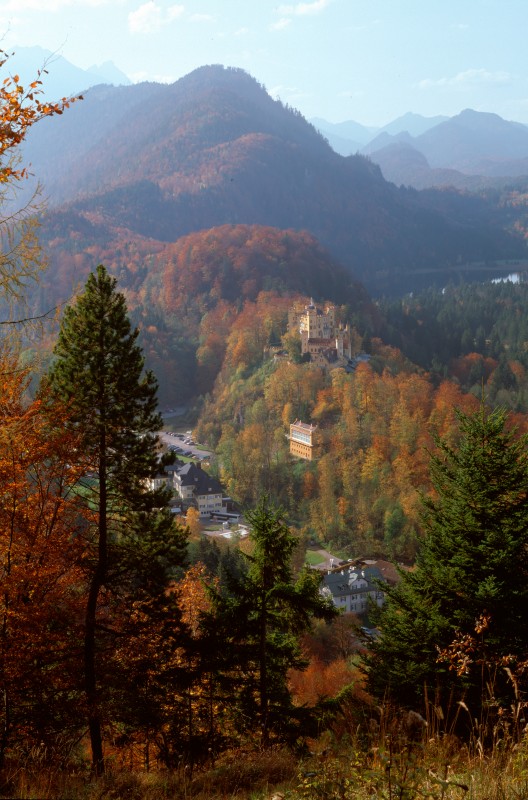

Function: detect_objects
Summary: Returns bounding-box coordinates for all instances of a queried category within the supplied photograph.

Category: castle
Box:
[288,300,352,367]
[286,300,369,461]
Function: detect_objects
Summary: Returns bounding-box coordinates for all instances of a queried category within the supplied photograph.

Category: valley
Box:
[3,49,528,797]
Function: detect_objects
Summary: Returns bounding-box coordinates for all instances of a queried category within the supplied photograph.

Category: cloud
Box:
[418,68,512,90]
[270,18,291,30]
[152,73,177,83]
[129,70,149,83]
[190,13,213,22]
[269,84,311,103]
[234,27,250,36]
[167,5,185,21]
[128,2,184,34]
[129,69,176,83]
[277,0,331,16]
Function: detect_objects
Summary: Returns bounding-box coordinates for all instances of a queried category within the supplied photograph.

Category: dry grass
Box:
[0,749,297,800]
[2,711,528,800]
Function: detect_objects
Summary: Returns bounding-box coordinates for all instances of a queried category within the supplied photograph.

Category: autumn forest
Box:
[3,51,528,799]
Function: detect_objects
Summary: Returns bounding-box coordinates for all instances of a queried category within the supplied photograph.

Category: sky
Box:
[2,0,528,127]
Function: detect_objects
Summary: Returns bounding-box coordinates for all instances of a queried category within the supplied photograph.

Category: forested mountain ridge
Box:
[379,280,528,411]
[32,224,377,403]
[22,64,525,295]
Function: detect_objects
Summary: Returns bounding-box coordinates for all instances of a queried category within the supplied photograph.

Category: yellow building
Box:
[289,419,318,460]
[288,300,335,339]
[288,299,351,366]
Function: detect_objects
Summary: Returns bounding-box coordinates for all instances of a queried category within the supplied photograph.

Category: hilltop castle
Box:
[288,299,352,367]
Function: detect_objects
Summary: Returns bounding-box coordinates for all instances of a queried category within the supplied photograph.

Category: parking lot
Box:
[159,430,212,461]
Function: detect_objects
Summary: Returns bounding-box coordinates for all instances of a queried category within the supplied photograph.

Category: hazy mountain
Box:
[415,109,528,174]
[86,61,131,86]
[20,65,524,297]
[363,109,528,189]
[7,46,130,101]
[362,130,414,155]
[312,113,449,156]
[310,117,376,154]
[369,142,499,191]
[378,112,449,138]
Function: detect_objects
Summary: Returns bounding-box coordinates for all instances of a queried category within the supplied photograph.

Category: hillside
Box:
[370,142,501,191]
[32,223,376,404]
[21,65,525,296]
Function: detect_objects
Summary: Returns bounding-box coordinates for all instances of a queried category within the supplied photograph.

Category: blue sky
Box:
[2,0,528,126]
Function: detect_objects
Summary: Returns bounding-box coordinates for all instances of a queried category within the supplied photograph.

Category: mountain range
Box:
[315,109,528,190]
[7,46,130,100]
[311,112,449,155]
[12,47,528,192]
[17,64,525,305]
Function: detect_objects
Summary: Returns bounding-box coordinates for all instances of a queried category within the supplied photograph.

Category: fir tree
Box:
[47,264,186,775]
[366,405,528,724]
[207,497,336,747]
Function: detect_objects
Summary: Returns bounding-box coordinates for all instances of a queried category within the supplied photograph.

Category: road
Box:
[308,547,343,571]
[158,430,212,461]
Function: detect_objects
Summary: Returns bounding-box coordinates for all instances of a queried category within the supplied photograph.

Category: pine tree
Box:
[47,264,186,775]
[366,405,528,723]
[207,497,336,747]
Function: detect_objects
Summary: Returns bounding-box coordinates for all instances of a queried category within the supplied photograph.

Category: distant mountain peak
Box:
[379,112,449,137]
[8,45,130,100]
[86,61,131,86]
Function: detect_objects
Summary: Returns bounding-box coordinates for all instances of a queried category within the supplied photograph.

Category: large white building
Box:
[147,461,227,518]
[320,563,386,615]
[172,462,225,518]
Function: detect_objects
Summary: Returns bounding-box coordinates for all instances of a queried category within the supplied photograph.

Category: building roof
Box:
[176,462,224,497]
[322,565,385,600]
[291,420,317,432]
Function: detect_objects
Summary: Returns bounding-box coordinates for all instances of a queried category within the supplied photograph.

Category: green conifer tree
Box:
[47,264,186,775]
[207,497,336,748]
[366,405,528,725]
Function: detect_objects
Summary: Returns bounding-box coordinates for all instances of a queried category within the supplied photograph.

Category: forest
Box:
[3,49,528,800]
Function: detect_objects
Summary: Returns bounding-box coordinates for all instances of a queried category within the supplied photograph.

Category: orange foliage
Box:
[450,352,496,385]
[0,49,80,183]
[185,506,202,538]
[289,658,359,706]
[176,563,215,636]
[0,359,87,754]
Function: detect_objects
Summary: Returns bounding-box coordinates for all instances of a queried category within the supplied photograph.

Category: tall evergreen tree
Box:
[47,264,186,775]
[207,497,336,747]
[366,405,528,724]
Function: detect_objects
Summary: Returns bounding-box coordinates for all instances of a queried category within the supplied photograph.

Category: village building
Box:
[146,460,229,519]
[172,462,225,518]
[320,561,387,615]
[288,419,318,460]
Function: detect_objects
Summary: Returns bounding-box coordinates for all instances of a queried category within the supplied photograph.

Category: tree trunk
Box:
[84,440,107,777]
[84,571,104,777]
[259,592,268,748]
